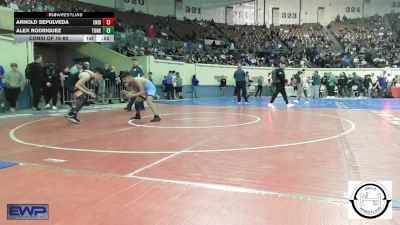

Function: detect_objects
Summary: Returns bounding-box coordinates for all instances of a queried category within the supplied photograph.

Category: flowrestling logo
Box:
[348,181,392,219]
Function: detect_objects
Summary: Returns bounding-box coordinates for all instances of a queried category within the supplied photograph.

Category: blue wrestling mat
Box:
[158,97,400,110]
[0,161,18,169]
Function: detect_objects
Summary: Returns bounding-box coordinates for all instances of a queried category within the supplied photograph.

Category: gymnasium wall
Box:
[144,56,400,97]
[79,0,176,17]
[146,56,400,86]
[268,0,400,26]
[0,6,14,32]
[78,0,400,26]
[267,0,300,25]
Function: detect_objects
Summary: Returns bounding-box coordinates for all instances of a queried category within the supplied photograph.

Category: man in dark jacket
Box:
[233,64,248,104]
[338,72,348,98]
[42,63,60,110]
[363,75,373,97]
[268,62,294,108]
[26,54,43,110]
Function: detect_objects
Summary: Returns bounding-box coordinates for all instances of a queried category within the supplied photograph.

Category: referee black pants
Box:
[270,85,289,104]
[235,81,248,102]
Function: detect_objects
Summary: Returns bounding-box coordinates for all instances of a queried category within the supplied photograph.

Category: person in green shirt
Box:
[3,63,26,112]
[312,71,321,98]
[327,72,336,97]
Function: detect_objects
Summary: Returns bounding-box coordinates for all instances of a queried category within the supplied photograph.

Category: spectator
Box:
[191,75,199,98]
[175,72,183,99]
[26,54,43,110]
[255,75,264,97]
[107,65,117,104]
[220,76,227,96]
[312,71,321,98]
[320,74,328,98]
[327,72,336,97]
[346,75,356,97]
[233,64,248,104]
[9,0,19,11]
[162,76,167,99]
[70,62,82,75]
[0,64,4,112]
[338,72,348,98]
[373,77,382,98]
[42,63,60,110]
[146,25,155,38]
[363,75,373,97]
[166,70,174,100]
[59,65,71,106]
[3,63,25,112]
[126,57,145,111]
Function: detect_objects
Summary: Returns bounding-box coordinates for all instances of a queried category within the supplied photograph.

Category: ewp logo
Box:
[7,204,49,220]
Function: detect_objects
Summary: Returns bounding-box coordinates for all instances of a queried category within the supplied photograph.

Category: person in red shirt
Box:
[146,25,155,38]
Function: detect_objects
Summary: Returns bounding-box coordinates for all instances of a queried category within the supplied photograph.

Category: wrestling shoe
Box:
[268,103,276,108]
[287,103,295,108]
[68,117,81,124]
[130,114,141,120]
[151,115,161,122]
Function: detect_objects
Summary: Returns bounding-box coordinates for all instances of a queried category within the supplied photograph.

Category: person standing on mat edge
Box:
[312,71,321,98]
[268,62,294,108]
[293,71,309,104]
[3,63,26,112]
[64,66,103,124]
[125,57,145,111]
[255,75,264,97]
[233,64,248,104]
[220,76,227,96]
[26,54,44,111]
[175,72,183,99]
[192,75,199,98]
[121,74,161,122]
[166,71,175,100]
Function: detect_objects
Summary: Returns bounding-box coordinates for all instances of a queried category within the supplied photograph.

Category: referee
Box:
[268,62,294,108]
[125,57,145,111]
[233,64,248,104]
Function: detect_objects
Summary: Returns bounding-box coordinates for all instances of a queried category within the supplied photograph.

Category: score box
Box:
[102,18,114,26]
[103,26,114,34]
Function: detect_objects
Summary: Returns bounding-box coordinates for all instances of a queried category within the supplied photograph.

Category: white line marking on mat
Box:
[127,175,347,206]
[9,112,356,154]
[128,112,261,129]
[125,136,217,176]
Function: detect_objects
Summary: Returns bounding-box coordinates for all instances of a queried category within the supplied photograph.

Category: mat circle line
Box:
[9,112,356,154]
[128,112,260,129]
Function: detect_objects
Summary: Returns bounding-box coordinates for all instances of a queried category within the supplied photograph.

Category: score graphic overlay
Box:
[14,12,114,42]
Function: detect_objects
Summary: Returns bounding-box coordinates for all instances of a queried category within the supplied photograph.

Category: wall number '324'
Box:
[345,7,361,13]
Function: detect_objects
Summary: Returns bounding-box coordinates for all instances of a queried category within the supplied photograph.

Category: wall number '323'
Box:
[282,12,297,19]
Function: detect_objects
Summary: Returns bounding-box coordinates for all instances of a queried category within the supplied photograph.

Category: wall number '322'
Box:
[124,0,145,5]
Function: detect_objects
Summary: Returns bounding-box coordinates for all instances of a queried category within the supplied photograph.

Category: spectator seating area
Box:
[2,0,400,68]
